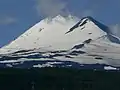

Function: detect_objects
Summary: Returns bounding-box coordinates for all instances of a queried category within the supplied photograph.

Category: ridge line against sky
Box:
[0,0,120,47]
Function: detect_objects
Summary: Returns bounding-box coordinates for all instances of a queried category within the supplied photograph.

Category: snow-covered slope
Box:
[0,15,120,69]
[0,15,117,53]
[0,15,79,53]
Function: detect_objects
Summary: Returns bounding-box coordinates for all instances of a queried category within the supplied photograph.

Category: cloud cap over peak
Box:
[35,0,70,17]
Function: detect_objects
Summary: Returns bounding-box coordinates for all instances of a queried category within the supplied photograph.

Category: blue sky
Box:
[0,0,120,47]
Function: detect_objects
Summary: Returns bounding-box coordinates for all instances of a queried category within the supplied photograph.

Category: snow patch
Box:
[33,63,53,68]
[104,66,118,70]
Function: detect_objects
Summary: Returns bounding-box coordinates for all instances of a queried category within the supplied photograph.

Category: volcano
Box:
[0,15,120,70]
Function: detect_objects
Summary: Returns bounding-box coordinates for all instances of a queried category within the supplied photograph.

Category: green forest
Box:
[0,68,120,90]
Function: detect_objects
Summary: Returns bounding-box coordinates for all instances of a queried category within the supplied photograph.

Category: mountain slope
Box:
[0,15,116,53]
[0,15,120,69]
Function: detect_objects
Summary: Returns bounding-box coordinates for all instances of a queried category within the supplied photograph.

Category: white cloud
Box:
[110,24,120,37]
[0,17,17,25]
[82,10,93,17]
[35,0,69,17]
